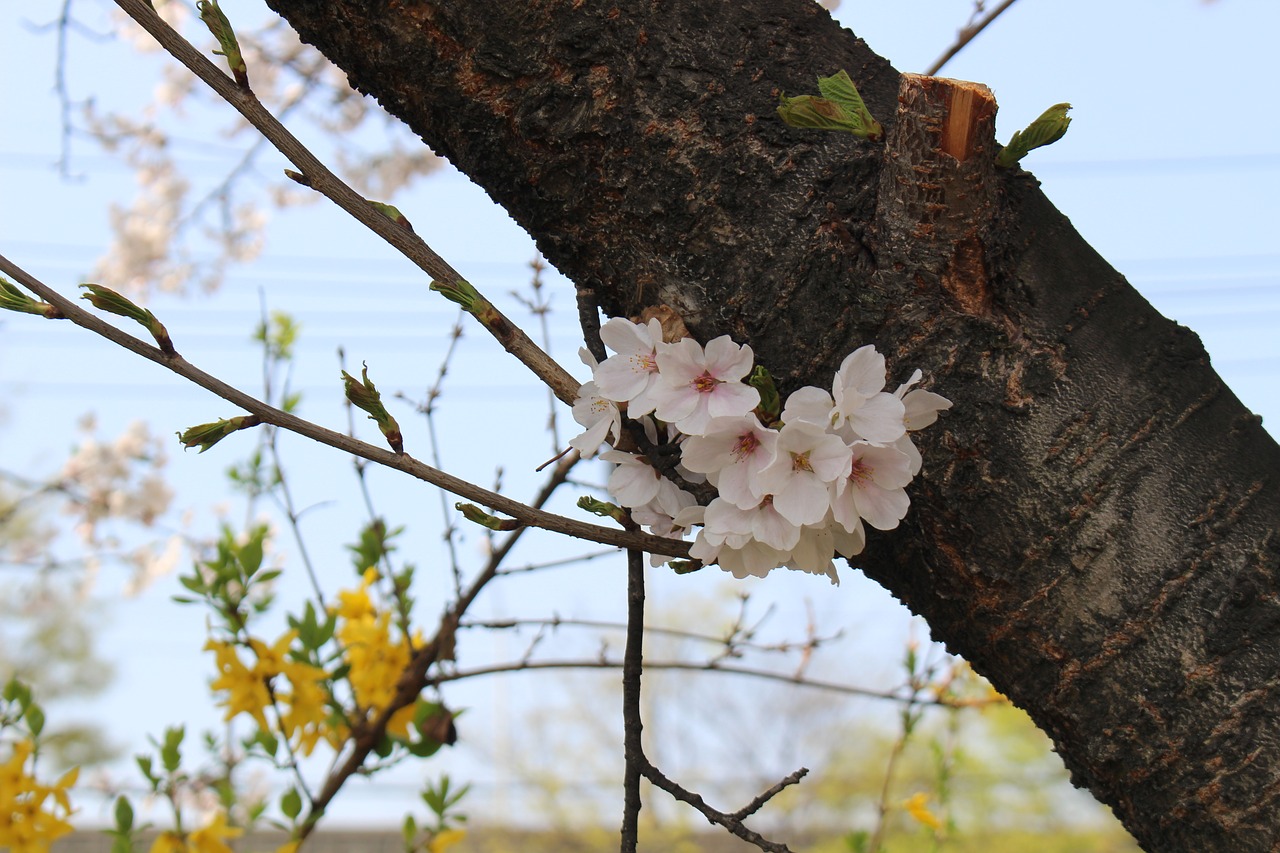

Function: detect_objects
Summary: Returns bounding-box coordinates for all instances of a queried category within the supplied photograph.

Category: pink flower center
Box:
[637,353,658,372]
[850,457,871,485]
[731,431,761,461]
[791,451,813,473]
[692,371,720,394]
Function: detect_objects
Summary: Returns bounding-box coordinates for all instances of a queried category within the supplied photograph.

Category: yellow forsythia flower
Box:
[429,828,467,852]
[205,631,333,755]
[150,831,187,853]
[149,811,242,853]
[902,791,942,832]
[0,738,78,851]
[334,569,419,738]
[188,810,243,853]
[275,841,301,853]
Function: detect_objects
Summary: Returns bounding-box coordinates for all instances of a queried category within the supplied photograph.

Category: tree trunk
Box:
[264,1,1280,849]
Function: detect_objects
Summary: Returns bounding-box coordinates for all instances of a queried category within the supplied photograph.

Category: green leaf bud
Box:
[197,0,249,89]
[369,200,414,232]
[455,503,522,531]
[80,284,176,355]
[996,102,1072,168]
[0,276,62,319]
[429,278,484,312]
[748,365,782,425]
[577,495,627,524]
[177,415,261,453]
[342,362,404,453]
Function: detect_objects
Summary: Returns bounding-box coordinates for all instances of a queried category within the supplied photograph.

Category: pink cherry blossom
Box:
[831,441,913,532]
[651,335,760,434]
[679,415,778,509]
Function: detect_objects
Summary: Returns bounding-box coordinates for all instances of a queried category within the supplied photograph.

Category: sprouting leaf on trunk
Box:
[778,69,882,141]
[996,102,1072,168]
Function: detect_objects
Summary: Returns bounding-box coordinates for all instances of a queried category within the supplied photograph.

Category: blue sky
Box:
[2,0,1277,831]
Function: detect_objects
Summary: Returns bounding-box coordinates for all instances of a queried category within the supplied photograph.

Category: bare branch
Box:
[924,0,1021,76]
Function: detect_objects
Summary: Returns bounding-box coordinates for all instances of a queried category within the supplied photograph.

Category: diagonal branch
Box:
[0,254,690,560]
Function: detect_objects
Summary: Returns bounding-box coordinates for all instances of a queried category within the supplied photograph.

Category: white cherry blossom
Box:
[832,346,907,444]
[601,449,664,508]
[594,317,665,416]
[756,421,851,527]
[568,380,621,457]
[701,495,800,553]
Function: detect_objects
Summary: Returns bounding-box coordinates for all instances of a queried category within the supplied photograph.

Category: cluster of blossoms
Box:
[570,317,950,583]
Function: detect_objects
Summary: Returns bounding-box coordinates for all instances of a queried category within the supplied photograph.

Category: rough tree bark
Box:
[263,2,1280,849]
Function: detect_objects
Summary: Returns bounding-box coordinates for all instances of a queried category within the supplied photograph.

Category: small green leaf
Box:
[996,102,1072,168]
[114,795,135,833]
[815,69,883,140]
[280,787,303,820]
[25,703,45,737]
[135,755,159,788]
[160,725,185,773]
[402,814,418,852]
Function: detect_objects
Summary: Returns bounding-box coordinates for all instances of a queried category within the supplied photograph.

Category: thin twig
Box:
[620,548,645,853]
[924,0,1021,76]
[430,658,978,707]
[639,762,798,852]
[0,255,691,559]
[459,615,840,658]
[256,292,326,604]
